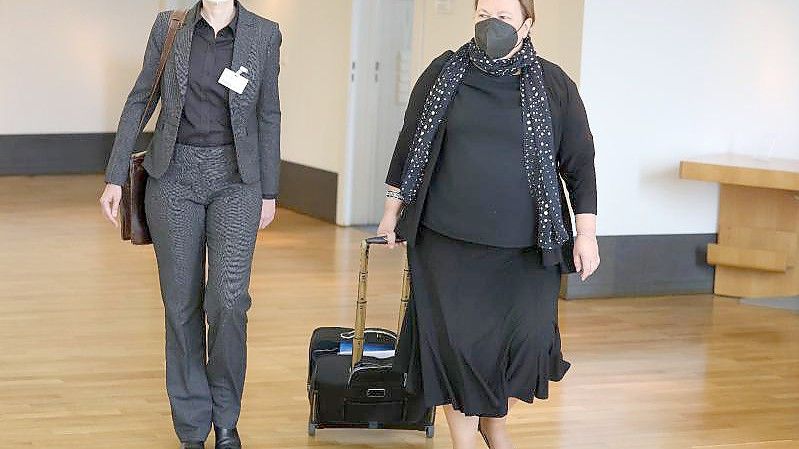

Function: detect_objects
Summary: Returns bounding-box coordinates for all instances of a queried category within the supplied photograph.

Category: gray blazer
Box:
[105,2,282,199]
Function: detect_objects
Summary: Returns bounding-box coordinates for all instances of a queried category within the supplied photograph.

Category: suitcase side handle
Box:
[352,236,411,367]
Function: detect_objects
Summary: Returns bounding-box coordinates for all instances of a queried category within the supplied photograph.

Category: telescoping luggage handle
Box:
[351,236,409,367]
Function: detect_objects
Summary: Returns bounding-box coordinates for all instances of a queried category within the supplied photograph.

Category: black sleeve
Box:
[385,51,453,188]
[557,71,597,215]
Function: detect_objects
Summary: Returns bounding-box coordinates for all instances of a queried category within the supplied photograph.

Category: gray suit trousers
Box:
[145,143,262,442]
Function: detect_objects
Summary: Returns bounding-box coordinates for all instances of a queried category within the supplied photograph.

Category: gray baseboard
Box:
[0,133,132,175]
[278,160,337,222]
[562,233,717,299]
[0,133,338,222]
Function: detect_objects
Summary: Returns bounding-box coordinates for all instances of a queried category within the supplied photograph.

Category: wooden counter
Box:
[680,153,799,297]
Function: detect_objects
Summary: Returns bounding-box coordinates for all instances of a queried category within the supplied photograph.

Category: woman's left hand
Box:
[573,234,600,281]
[260,199,276,229]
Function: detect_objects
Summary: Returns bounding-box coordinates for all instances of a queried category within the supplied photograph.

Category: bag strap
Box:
[137,9,188,134]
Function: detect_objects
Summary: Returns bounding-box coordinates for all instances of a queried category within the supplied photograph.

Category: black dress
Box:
[389,54,596,418]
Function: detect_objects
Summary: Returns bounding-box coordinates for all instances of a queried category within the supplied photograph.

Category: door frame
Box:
[338,0,380,226]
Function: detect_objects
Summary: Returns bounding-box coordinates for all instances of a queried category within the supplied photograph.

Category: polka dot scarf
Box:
[399,37,570,253]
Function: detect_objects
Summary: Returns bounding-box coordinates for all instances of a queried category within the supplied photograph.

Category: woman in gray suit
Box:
[98,1,281,448]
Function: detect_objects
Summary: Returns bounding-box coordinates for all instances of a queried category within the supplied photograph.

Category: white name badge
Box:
[218,66,250,94]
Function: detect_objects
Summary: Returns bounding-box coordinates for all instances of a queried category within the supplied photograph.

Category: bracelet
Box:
[576,232,596,237]
[386,190,404,201]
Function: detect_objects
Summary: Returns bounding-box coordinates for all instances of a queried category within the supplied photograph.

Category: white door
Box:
[370,0,415,223]
[342,0,415,226]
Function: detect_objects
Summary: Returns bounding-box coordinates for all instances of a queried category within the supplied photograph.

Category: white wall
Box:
[0,0,164,134]
[579,0,799,236]
[247,0,354,175]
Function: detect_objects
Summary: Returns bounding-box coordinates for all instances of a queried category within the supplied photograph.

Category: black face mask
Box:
[474,18,524,60]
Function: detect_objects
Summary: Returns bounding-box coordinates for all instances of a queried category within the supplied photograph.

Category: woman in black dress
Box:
[378,0,599,447]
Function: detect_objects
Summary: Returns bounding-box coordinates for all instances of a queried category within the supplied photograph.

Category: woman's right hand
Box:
[377,213,401,249]
[100,183,123,227]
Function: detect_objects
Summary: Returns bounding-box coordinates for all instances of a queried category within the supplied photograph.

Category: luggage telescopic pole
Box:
[397,252,411,335]
[352,240,370,367]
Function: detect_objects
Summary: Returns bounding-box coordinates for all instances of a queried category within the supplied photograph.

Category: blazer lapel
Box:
[174,3,200,108]
[229,5,257,120]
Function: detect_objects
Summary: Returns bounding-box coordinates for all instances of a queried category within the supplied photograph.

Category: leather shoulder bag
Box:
[121,9,187,245]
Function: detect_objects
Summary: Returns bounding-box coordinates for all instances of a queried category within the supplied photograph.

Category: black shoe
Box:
[180,443,204,449]
[214,427,241,449]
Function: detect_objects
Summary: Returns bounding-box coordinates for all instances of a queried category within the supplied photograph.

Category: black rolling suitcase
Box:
[306,236,435,438]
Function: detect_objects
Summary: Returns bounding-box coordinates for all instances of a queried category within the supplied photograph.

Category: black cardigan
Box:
[385,51,597,274]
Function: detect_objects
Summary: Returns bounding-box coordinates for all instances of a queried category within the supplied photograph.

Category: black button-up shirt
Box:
[176,9,238,147]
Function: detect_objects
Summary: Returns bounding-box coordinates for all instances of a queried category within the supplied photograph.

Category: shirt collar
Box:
[195,1,239,33]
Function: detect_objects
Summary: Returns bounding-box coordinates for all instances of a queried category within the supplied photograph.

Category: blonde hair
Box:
[474,0,535,23]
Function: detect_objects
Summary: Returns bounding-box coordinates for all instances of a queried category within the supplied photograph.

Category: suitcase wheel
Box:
[425,425,435,438]
[308,421,317,437]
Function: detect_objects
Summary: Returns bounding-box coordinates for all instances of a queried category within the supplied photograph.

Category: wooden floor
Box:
[1,174,797,449]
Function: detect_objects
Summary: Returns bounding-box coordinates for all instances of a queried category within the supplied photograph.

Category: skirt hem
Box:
[411,343,571,418]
